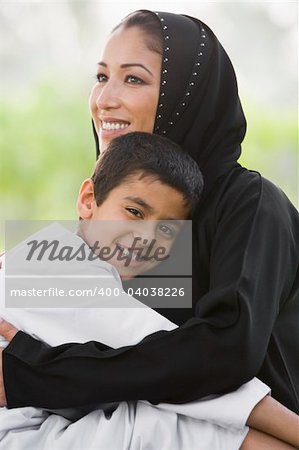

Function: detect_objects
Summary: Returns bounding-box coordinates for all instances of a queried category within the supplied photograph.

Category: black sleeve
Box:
[3,177,298,410]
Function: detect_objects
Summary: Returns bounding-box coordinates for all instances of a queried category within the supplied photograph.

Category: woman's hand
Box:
[0,318,19,407]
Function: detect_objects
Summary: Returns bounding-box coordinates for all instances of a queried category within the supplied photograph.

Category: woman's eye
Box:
[126,208,143,218]
[126,75,144,85]
[158,223,176,238]
[96,73,108,83]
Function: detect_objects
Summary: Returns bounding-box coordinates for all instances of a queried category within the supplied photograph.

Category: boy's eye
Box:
[158,223,176,239]
[125,75,144,85]
[96,73,108,83]
[126,207,143,218]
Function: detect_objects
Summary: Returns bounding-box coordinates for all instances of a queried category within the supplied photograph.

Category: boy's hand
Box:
[0,318,19,407]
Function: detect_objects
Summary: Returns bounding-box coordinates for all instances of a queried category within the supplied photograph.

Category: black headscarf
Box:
[94,10,247,196]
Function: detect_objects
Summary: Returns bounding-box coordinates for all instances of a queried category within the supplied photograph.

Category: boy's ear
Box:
[77,179,96,219]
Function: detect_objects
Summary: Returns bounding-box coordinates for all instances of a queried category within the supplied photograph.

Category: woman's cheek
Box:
[89,84,99,115]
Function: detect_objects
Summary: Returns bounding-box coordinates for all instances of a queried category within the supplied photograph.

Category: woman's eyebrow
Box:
[120,63,153,76]
[97,61,153,76]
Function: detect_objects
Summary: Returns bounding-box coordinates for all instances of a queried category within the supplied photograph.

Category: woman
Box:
[1,7,299,418]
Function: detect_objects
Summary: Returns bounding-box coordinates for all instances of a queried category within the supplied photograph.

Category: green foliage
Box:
[1,78,95,223]
[240,100,298,207]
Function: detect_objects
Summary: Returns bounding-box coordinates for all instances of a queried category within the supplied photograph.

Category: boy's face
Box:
[77,174,190,279]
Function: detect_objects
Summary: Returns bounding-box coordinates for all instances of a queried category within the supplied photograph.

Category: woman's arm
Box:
[1,321,299,448]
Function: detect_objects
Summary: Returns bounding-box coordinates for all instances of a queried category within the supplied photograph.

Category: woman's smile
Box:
[101,120,130,131]
[99,116,131,139]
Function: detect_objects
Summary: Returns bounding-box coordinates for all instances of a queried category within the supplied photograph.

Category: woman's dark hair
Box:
[91,132,203,215]
[112,10,163,55]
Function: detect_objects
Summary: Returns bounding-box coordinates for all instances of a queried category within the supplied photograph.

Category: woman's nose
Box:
[95,81,121,110]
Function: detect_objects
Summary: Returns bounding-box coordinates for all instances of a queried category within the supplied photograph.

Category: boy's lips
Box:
[116,243,149,266]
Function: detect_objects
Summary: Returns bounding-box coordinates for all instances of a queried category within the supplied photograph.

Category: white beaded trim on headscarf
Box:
[154,12,207,135]
[154,12,169,126]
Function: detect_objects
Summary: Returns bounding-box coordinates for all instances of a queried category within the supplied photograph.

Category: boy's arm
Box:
[241,429,297,450]
[246,395,299,448]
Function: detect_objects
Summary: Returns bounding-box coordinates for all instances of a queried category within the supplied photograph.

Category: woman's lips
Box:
[99,120,131,139]
[102,120,130,131]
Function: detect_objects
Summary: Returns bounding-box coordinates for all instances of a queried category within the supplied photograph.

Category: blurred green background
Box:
[0,1,298,249]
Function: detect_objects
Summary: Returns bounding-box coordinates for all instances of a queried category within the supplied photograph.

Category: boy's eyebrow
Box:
[97,62,153,76]
[124,196,154,212]
[124,197,185,222]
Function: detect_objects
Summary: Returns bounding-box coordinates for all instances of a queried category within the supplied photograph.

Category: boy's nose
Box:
[132,222,157,247]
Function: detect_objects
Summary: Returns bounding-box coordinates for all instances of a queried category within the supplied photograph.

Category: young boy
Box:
[3,131,200,310]
[0,132,298,449]
[75,130,201,282]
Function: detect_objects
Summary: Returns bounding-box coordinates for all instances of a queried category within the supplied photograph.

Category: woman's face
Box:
[89,26,162,152]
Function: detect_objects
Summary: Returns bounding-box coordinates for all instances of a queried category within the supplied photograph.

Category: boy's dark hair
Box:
[91,132,203,214]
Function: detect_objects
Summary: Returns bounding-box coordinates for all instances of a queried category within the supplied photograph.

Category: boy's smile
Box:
[77,173,190,279]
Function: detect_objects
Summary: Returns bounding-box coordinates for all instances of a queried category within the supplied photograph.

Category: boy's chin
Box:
[120,274,135,281]
[117,262,158,280]
[118,267,148,280]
